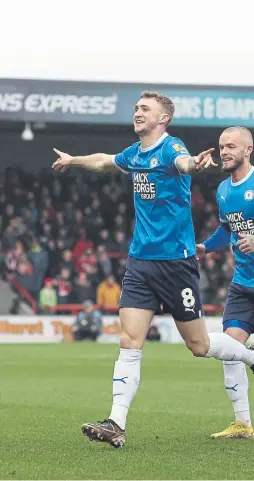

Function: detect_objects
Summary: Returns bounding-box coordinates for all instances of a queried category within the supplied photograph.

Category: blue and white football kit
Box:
[113,132,203,321]
[204,166,254,334]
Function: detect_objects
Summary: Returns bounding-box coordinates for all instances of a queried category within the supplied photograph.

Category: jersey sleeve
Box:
[163,138,190,173]
[112,144,137,174]
[203,223,231,253]
[216,187,228,224]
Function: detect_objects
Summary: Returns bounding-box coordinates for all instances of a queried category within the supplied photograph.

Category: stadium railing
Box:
[4,272,224,316]
[44,304,224,316]
[5,272,37,314]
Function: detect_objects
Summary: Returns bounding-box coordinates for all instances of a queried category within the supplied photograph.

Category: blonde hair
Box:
[141,91,175,125]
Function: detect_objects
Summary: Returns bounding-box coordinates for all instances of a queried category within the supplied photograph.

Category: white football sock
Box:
[109,348,142,430]
[206,332,254,366]
[223,360,251,427]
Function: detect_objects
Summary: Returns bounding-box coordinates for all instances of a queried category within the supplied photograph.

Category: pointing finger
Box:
[53,148,62,156]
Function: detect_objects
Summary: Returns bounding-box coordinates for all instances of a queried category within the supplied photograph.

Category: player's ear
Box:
[159,114,169,125]
[247,145,253,154]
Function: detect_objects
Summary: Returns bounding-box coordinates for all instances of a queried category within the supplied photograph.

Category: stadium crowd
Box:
[0,166,233,313]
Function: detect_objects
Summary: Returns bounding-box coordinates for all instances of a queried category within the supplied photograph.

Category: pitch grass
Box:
[1,343,254,480]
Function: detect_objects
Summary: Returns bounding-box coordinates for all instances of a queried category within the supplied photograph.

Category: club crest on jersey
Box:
[244,190,254,201]
[150,157,158,168]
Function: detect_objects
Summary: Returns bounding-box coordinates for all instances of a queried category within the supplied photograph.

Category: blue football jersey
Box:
[217,166,254,287]
[113,132,196,260]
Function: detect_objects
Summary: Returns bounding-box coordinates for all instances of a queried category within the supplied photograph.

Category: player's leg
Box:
[175,311,254,365]
[223,327,251,428]
[81,257,157,447]
[162,256,254,366]
[109,306,154,430]
[211,282,254,438]
[210,325,253,438]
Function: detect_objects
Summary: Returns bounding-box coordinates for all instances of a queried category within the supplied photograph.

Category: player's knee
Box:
[186,339,210,357]
[120,331,143,350]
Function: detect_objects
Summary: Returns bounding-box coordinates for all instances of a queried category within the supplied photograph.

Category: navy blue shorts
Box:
[223,282,254,335]
[119,255,203,321]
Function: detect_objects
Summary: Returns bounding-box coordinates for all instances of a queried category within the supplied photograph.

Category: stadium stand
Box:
[0,166,232,315]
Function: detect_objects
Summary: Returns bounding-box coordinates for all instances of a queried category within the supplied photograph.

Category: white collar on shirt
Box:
[231,165,254,186]
[139,132,169,152]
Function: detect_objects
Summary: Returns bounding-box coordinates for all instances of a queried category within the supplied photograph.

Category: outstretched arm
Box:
[197,222,231,258]
[175,148,217,174]
[52,149,118,173]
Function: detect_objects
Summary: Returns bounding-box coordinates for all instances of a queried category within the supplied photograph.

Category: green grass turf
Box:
[1,342,254,480]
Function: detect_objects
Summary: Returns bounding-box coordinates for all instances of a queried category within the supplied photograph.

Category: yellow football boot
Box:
[211,421,254,439]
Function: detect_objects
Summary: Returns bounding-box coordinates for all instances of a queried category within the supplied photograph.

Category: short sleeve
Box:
[166,138,190,163]
[113,152,129,174]
[112,144,137,175]
[163,138,190,175]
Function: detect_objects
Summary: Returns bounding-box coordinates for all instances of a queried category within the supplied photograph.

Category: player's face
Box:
[219,131,249,173]
[133,98,167,135]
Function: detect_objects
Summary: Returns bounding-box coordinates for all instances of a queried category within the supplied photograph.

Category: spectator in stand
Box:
[22,206,37,232]
[3,248,18,274]
[60,249,76,279]
[85,263,100,288]
[91,197,101,217]
[41,197,56,221]
[2,225,16,250]
[26,198,38,224]
[96,274,121,312]
[117,202,128,216]
[14,261,35,296]
[73,272,96,304]
[11,187,27,215]
[2,204,15,231]
[55,267,73,307]
[64,201,75,223]
[83,207,95,238]
[28,238,49,295]
[114,214,127,232]
[56,226,73,250]
[97,246,113,278]
[39,278,57,312]
[10,217,27,239]
[70,190,81,209]
[77,247,97,274]
[93,214,105,233]
[37,209,51,236]
[72,229,94,264]
[46,239,58,277]
[72,209,85,234]
[52,178,63,206]
[115,257,127,284]
[39,222,54,248]
[0,166,236,309]
[114,231,129,253]
[96,229,113,251]
[55,210,65,233]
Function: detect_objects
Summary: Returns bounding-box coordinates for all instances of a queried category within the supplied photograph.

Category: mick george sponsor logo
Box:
[133,172,156,200]
[226,211,254,234]
[0,92,118,115]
